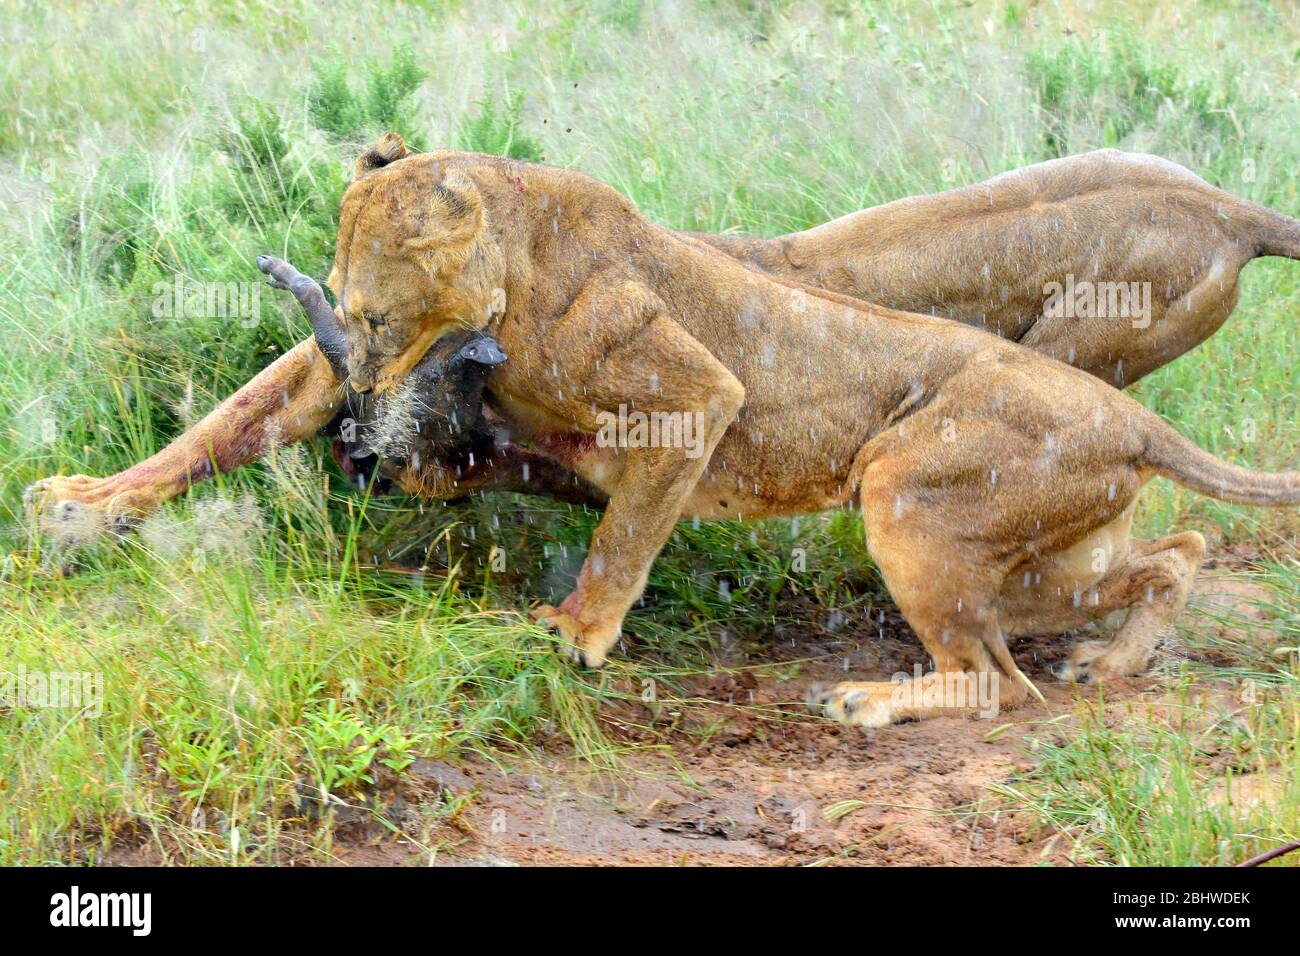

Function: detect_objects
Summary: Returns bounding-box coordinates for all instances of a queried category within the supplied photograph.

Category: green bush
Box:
[308,44,428,149]
[457,85,544,162]
[1027,30,1241,168]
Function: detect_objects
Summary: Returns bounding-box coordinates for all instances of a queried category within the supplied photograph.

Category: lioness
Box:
[38,140,1298,727]
[694,147,1300,387]
[27,142,1298,528]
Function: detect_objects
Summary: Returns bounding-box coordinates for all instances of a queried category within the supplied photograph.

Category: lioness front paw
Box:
[530,604,619,668]
[24,475,156,543]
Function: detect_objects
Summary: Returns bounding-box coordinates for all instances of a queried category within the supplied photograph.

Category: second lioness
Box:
[694,147,1300,386]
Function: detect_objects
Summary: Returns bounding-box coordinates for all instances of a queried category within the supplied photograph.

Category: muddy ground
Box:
[96,564,1276,867]
[312,568,1277,868]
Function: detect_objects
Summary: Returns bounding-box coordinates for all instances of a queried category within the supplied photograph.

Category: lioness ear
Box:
[401,168,484,273]
[354,132,410,179]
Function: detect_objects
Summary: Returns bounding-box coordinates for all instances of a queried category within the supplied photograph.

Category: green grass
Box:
[990,562,1299,866]
[993,686,1300,866]
[1,0,1298,864]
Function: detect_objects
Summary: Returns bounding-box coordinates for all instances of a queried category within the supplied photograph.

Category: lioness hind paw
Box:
[811,682,895,728]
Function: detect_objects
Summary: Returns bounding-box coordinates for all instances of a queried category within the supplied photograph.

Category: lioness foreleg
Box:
[391,442,608,507]
[25,337,344,539]
[525,281,744,665]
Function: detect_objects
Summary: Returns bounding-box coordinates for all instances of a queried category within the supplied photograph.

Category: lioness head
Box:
[327,133,504,395]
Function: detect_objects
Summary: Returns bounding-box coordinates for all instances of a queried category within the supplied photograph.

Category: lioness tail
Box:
[1142,418,1300,506]
[1248,203,1300,261]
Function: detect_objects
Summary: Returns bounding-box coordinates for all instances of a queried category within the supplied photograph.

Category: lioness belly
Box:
[495,385,858,521]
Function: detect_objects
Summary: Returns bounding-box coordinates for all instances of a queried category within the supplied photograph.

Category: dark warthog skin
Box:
[330,329,505,493]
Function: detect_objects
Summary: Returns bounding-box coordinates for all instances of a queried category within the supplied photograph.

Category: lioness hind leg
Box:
[816,555,1028,727]
[816,474,1029,728]
[1019,253,1245,387]
[1051,530,1206,683]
